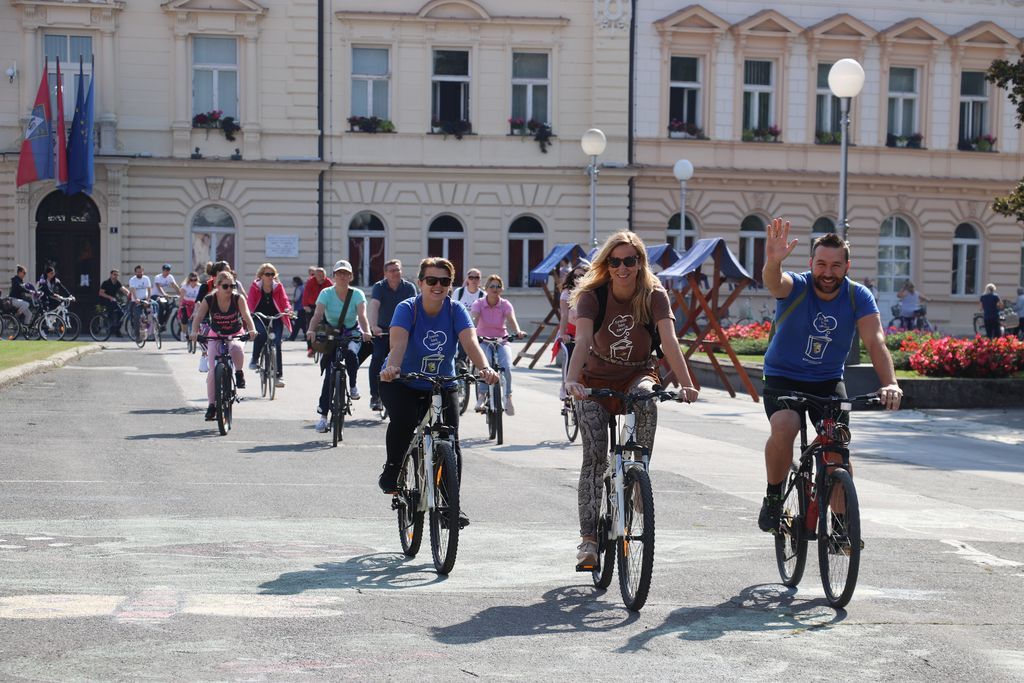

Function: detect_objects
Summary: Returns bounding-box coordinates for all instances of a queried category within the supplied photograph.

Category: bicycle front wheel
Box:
[429,440,460,575]
[38,312,66,341]
[775,465,809,587]
[818,467,861,609]
[457,370,470,415]
[64,312,82,341]
[267,348,277,401]
[592,477,615,589]
[169,312,181,341]
[134,312,147,348]
[155,321,163,349]
[397,449,424,557]
[332,368,345,447]
[260,349,270,398]
[215,363,231,435]
[564,399,579,443]
[618,466,655,611]
[1,313,21,340]
[89,314,112,342]
[492,383,504,445]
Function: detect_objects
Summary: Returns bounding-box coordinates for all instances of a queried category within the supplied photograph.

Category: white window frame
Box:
[43,33,93,121]
[951,224,981,296]
[742,60,774,131]
[351,47,390,119]
[877,216,913,307]
[887,66,918,138]
[192,36,239,119]
[669,56,701,127]
[511,52,550,126]
[815,63,840,135]
[432,48,470,123]
[958,70,989,144]
[667,213,697,252]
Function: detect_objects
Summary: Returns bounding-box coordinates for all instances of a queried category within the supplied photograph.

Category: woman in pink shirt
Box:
[470,274,525,414]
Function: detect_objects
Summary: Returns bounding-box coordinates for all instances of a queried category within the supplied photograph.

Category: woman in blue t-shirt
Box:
[378,257,498,494]
[979,283,1004,339]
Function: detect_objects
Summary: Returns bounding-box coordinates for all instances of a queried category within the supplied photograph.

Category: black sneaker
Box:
[369,398,383,412]
[378,465,400,494]
[458,510,471,529]
[758,494,784,532]
[235,371,246,389]
[204,404,216,421]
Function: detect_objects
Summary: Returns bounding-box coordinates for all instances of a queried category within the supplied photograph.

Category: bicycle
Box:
[155,295,181,341]
[391,371,474,575]
[197,333,249,435]
[887,303,933,332]
[1,301,66,341]
[48,296,81,341]
[315,329,363,447]
[562,395,579,443]
[580,385,678,612]
[252,311,292,400]
[477,335,515,445]
[455,354,472,415]
[130,300,160,349]
[89,300,132,341]
[766,389,883,609]
[973,306,1020,338]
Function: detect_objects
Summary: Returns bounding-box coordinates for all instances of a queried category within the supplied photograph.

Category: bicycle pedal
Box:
[575,562,597,572]
[390,497,405,511]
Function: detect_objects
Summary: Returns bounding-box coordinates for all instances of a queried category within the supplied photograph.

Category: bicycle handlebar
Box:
[316,331,364,342]
[253,311,296,321]
[584,386,681,405]
[478,334,523,343]
[196,333,251,343]
[763,388,883,412]
[397,372,477,387]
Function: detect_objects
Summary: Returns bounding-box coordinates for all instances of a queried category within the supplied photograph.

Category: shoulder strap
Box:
[594,283,608,332]
[336,288,354,332]
[768,288,807,343]
[453,286,464,301]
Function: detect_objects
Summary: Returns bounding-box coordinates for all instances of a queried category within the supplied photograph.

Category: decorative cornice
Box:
[336,0,567,29]
[12,0,125,30]
[731,9,803,38]
[879,17,949,45]
[653,4,730,35]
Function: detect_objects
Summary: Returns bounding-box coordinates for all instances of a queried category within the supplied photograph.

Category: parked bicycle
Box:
[252,311,293,400]
[766,389,883,609]
[581,385,677,612]
[314,329,363,447]
[392,371,474,575]
[476,335,516,445]
[48,296,81,341]
[131,300,160,349]
[973,306,1021,339]
[197,333,249,435]
[887,303,934,332]
[0,302,65,341]
[89,300,134,341]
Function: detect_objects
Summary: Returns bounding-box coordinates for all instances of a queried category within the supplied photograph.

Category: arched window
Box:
[739,215,766,286]
[348,211,386,287]
[810,216,836,255]
[878,215,913,298]
[190,205,236,272]
[667,213,697,252]
[508,216,544,288]
[951,223,981,296]
[428,214,465,282]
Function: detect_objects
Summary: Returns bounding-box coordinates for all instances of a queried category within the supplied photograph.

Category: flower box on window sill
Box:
[668,121,705,140]
[668,131,708,140]
[958,135,997,153]
[742,126,782,143]
[886,133,923,149]
[191,111,242,142]
[347,116,396,134]
[815,131,841,145]
[430,119,473,140]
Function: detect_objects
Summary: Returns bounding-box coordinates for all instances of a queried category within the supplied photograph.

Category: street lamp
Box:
[672,159,694,250]
[827,58,866,241]
[581,128,607,248]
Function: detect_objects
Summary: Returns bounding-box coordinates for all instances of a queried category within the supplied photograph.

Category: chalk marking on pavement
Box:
[0,479,355,487]
[0,593,348,620]
[941,539,1023,568]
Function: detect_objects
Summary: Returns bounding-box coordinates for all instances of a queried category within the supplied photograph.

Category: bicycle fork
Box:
[609,413,650,539]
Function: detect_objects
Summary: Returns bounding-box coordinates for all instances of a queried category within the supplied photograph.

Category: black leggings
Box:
[318,344,360,415]
[380,381,461,472]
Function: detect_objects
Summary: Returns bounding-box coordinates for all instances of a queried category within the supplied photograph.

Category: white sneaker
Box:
[275,378,285,388]
[504,396,515,416]
[349,385,361,400]
[199,355,209,373]
[315,416,329,433]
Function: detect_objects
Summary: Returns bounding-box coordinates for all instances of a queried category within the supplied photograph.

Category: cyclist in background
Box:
[9,265,34,323]
[247,263,293,388]
[555,261,590,401]
[38,266,72,311]
[757,219,902,534]
[179,272,201,331]
[368,259,417,412]
[153,264,181,331]
[469,274,526,415]
[896,280,929,330]
[301,266,333,358]
[98,269,129,336]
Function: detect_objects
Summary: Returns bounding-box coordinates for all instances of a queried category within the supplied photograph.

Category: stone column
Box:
[98,28,118,154]
[171,25,191,157]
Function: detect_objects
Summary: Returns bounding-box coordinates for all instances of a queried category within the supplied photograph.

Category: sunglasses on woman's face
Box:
[422,276,452,287]
[220,283,233,290]
[262,272,275,277]
[467,275,480,280]
[607,255,639,268]
[487,284,503,290]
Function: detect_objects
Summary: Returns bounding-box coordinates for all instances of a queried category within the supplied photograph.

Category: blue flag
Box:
[65,60,94,196]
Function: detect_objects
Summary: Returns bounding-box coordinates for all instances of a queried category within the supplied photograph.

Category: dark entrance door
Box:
[35,191,101,321]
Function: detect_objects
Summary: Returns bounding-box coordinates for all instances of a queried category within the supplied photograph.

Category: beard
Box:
[813,273,844,294]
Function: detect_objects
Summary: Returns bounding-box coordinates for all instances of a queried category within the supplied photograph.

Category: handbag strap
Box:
[334,288,354,333]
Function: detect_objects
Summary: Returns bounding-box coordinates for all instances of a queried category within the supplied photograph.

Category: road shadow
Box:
[258,553,445,593]
[129,406,203,415]
[493,440,575,452]
[125,429,214,440]
[431,585,638,643]
[617,584,846,652]
[345,418,385,428]
[239,441,333,454]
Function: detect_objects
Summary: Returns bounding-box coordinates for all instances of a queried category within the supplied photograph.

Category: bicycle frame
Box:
[478,336,511,411]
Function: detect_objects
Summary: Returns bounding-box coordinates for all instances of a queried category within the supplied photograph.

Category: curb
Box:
[0,343,105,389]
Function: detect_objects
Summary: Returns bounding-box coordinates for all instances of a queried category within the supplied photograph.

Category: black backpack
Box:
[591,283,664,359]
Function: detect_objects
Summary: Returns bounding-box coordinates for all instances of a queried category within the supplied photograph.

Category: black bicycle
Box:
[253,311,292,401]
[392,371,474,575]
[315,330,363,447]
[89,300,132,341]
[477,335,515,445]
[197,333,249,435]
[766,389,883,609]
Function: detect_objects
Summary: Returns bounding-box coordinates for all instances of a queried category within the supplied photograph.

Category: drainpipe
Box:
[316,0,325,265]
[627,0,637,229]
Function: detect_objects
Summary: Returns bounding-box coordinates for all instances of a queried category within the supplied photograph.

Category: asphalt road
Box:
[0,340,1022,681]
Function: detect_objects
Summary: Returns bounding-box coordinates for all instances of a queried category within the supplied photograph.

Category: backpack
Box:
[592,283,664,359]
[452,286,484,304]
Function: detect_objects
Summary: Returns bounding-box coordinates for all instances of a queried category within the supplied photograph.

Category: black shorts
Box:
[763,375,847,426]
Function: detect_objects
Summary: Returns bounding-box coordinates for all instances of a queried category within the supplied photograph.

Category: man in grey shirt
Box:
[367,259,417,411]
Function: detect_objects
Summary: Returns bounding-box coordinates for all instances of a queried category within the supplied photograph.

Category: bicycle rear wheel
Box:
[64,312,82,341]
[818,467,861,609]
[332,368,345,447]
[457,367,470,415]
[429,440,460,575]
[618,466,655,611]
[775,465,809,587]
[1,313,20,340]
[563,399,579,443]
[38,312,66,341]
[89,314,112,341]
[592,478,615,589]
[155,320,163,349]
[169,311,181,341]
[215,363,231,435]
[397,449,424,557]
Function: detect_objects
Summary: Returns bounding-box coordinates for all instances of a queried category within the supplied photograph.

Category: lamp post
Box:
[581,128,607,248]
[827,58,866,241]
[672,159,694,250]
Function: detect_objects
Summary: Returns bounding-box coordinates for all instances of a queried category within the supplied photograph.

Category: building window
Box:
[352,47,389,119]
[348,211,386,287]
[193,36,238,119]
[511,52,549,125]
[878,215,913,298]
[667,213,697,252]
[428,215,465,282]
[810,216,836,255]
[958,71,989,148]
[44,34,93,119]
[507,216,545,288]
[669,57,701,129]
[815,63,841,140]
[887,67,918,143]
[951,223,981,296]
[742,60,773,132]
[739,215,766,286]
[190,205,236,272]
[432,49,470,126]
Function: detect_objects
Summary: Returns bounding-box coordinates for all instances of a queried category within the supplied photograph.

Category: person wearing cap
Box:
[301,266,333,358]
[306,260,372,432]
[153,264,181,330]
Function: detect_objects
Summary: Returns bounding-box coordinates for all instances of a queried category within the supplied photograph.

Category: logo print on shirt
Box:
[423,329,447,351]
[608,314,635,361]
[420,329,447,374]
[805,312,838,363]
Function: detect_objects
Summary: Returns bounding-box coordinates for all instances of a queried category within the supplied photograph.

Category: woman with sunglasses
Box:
[469,274,526,414]
[189,270,257,421]
[564,231,699,569]
[378,258,499,494]
[247,263,294,389]
[179,271,201,332]
[555,260,590,401]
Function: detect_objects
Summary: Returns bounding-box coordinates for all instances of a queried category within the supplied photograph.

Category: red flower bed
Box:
[909,335,1024,378]
[705,321,771,343]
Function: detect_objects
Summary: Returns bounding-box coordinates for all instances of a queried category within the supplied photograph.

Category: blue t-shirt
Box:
[763,272,879,382]
[371,278,417,327]
[316,286,366,329]
[386,295,473,391]
[980,293,1001,321]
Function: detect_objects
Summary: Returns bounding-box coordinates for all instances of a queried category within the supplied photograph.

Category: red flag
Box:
[54,57,69,189]
[15,65,54,187]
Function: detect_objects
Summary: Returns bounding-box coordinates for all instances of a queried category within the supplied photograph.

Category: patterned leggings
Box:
[577,375,658,538]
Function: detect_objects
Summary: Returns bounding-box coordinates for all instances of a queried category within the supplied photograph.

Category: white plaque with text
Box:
[265,234,299,258]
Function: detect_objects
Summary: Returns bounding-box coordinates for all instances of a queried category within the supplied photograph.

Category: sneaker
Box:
[575,540,598,570]
[369,398,383,412]
[235,371,246,389]
[458,510,471,529]
[349,385,361,400]
[198,355,209,373]
[504,396,515,416]
[275,378,285,388]
[307,348,315,358]
[204,404,216,421]
[475,394,487,413]
[248,361,258,370]
[758,494,784,533]
[315,416,329,433]
[378,464,400,494]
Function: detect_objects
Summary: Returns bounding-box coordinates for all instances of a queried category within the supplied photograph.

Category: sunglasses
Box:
[467,275,480,280]
[607,255,639,268]
[487,284,503,290]
[262,272,275,277]
[423,276,452,287]
[220,283,234,290]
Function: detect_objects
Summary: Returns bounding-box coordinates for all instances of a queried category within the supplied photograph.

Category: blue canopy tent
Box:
[658,238,759,401]
[515,243,588,368]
